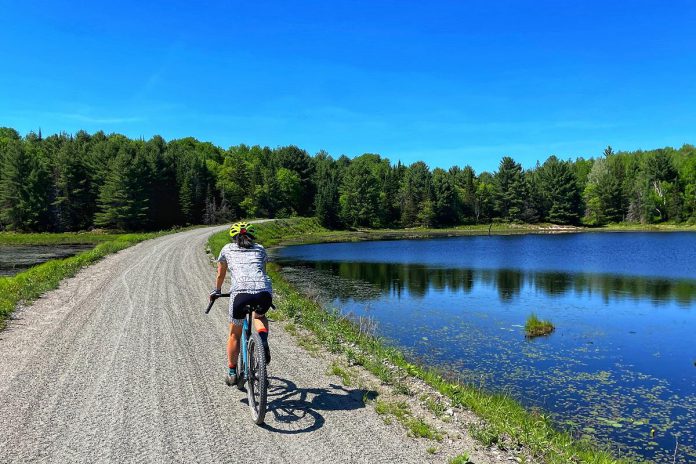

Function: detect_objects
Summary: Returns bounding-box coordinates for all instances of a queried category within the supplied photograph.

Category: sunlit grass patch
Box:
[297,337,322,357]
[329,362,354,386]
[284,322,298,336]
[448,452,471,464]
[375,399,410,417]
[375,399,443,441]
[423,395,447,417]
[525,313,555,338]
[0,231,123,246]
[468,423,499,446]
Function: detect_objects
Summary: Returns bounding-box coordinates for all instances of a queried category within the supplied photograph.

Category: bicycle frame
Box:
[205,293,255,383]
[205,292,270,424]
[240,311,252,382]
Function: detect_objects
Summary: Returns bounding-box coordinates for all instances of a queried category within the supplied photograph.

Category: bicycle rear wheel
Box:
[246,331,267,425]
[236,346,245,391]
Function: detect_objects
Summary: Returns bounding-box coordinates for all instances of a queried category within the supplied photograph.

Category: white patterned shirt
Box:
[217,243,272,298]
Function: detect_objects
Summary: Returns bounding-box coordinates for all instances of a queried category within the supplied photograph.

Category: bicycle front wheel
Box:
[246,332,267,425]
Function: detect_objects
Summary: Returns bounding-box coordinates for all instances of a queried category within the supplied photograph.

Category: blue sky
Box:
[1,1,695,172]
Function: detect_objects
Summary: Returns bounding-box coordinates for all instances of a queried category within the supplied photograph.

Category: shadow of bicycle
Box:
[241,376,378,434]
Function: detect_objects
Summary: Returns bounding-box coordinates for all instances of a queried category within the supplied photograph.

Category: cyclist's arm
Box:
[215,262,227,291]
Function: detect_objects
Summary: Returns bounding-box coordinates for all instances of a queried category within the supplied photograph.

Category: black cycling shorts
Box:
[232,291,273,321]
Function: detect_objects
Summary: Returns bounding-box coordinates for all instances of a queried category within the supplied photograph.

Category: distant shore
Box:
[246,218,696,248]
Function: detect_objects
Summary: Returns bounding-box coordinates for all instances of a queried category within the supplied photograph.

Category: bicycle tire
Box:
[236,347,245,391]
[246,332,268,425]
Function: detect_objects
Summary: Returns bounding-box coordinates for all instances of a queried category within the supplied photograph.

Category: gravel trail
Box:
[0,226,431,463]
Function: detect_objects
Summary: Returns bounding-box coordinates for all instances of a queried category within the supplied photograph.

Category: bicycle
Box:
[206,292,270,425]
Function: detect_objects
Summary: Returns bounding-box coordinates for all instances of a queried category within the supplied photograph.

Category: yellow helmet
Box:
[229,221,256,239]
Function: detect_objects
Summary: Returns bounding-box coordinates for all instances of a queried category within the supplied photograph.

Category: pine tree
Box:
[450,165,477,222]
[378,164,402,227]
[179,176,194,225]
[339,158,380,227]
[0,141,34,229]
[537,156,581,224]
[143,135,178,229]
[432,168,458,226]
[314,159,340,228]
[53,140,96,230]
[95,146,149,230]
[0,140,51,230]
[494,157,526,221]
[400,161,432,226]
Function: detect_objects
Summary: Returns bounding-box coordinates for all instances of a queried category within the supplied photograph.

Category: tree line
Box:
[0,127,694,232]
[314,261,696,304]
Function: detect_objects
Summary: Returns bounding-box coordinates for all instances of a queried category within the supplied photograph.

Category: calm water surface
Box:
[275,232,696,463]
[0,244,93,276]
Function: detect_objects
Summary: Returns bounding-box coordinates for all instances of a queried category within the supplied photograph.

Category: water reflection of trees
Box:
[302,261,696,305]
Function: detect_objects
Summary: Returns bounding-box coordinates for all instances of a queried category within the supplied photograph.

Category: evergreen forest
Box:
[1,127,694,232]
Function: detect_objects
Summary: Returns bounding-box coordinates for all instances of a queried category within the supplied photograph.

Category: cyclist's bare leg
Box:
[253,313,269,332]
[227,323,243,368]
[253,312,271,363]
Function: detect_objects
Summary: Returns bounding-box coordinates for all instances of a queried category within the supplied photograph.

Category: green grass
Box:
[375,399,443,441]
[207,217,332,252]
[599,222,696,231]
[449,452,471,464]
[283,322,298,336]
[208,219,631,463]
[0,231,125,246]
[423,395,447,417]
[407,416,443,441]
[0,231,171,329]
[329,362,354,386]
[525,313,555,338]
[469,423,500,446]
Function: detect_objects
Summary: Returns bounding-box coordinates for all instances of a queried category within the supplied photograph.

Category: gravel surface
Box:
[0,226,432,463]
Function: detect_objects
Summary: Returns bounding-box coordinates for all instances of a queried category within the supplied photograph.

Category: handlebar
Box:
[205,292,230,314]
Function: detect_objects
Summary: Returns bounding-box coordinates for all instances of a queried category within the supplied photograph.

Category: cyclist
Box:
[211,222,272,385]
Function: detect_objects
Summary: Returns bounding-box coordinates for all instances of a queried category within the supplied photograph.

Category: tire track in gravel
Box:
[0,226,437,463]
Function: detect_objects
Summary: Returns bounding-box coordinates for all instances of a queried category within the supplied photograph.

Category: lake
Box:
[0,244,93,276]
[274,232,696,463]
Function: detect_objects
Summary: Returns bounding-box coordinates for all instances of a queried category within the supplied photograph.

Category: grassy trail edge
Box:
[208,218,630,464]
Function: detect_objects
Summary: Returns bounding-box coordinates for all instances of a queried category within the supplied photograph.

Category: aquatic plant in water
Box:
[525,313,555,338]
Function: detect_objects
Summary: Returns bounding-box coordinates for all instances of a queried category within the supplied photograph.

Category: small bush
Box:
[525,313,555,338]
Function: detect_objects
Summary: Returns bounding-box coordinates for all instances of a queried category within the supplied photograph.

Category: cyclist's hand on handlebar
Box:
[210,288,221,302]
